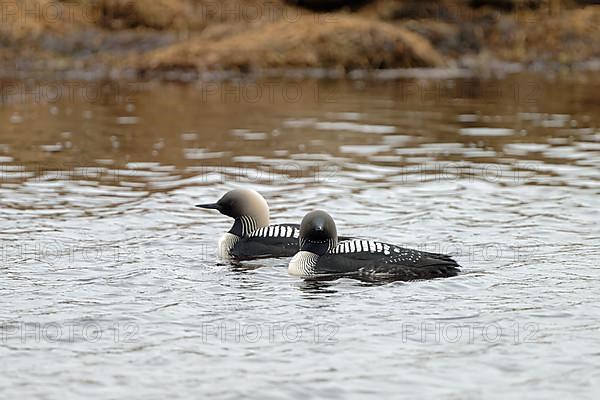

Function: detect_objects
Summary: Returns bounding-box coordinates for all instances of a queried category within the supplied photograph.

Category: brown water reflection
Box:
[1,73,598,192]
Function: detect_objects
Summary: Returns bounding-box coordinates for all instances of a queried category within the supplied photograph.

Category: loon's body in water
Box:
[197,190,352,260]
[289,210,460,281]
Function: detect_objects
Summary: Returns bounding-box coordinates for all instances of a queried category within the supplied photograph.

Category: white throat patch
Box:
[218,232,240,259]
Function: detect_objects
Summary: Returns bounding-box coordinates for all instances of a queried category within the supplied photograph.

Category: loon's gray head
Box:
[196,189,270,237]
[299,210,338,256]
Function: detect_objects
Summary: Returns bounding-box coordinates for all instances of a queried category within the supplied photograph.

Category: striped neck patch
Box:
[238,215,259,237]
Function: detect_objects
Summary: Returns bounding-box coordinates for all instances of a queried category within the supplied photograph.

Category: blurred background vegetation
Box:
[1,0,599,79]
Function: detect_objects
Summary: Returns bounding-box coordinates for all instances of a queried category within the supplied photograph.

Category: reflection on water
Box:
[1,73,599,398]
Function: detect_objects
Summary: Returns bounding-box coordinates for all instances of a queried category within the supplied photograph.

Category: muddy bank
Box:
[1,0,599,80]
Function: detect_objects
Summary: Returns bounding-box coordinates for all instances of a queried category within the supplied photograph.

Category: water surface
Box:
[1,73,599,398]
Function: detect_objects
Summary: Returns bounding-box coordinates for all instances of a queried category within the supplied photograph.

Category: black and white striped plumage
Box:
[226,223,354,260]
[289,210,460,281]
[197,189,356,260]
[230,223,301,260]
[197,189,304,260]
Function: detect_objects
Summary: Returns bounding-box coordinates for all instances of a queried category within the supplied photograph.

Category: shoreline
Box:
[1,1,599,82]
[2,60,600,84]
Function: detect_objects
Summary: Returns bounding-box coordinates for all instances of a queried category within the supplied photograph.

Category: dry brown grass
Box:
[137,14,445,73]
[486,6,600,63]
[91,0,190,29]
[0,0,598,77]
[0,0,78,41]
[90,0,296,30]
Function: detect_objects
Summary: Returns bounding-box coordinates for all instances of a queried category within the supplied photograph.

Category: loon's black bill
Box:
[195,203,219,210]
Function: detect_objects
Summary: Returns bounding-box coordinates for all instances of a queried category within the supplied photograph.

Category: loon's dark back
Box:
[315,241,460,280]
[230,224,300,260]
